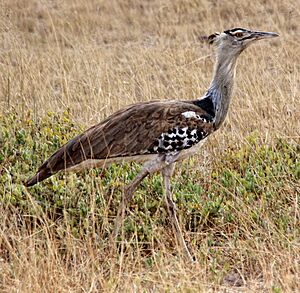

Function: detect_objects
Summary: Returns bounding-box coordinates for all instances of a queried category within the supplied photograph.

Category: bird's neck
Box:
[200,53,238,129]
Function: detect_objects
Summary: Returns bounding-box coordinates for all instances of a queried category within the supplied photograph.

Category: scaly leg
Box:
[113,154,176,238]
[162,164,194,262]
[113,168,148,238]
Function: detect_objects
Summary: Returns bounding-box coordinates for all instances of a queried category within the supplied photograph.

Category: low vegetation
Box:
[1,110,299,291]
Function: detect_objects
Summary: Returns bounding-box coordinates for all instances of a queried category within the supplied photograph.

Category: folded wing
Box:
[25,100,215,186]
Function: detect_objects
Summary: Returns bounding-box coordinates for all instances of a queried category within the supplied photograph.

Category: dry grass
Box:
[0,0,299,292]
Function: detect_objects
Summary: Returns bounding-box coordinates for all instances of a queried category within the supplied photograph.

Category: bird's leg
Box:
[113,168,148,238]
[162,164,194,262]
[113,155,170,238]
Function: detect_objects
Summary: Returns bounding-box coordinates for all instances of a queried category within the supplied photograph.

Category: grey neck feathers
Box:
[204,51,238,129]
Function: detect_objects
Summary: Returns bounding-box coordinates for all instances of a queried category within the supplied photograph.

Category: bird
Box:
[25,28,278,261]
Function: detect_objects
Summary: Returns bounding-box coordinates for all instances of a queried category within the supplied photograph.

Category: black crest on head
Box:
[199,32,220,45]
[208,32,219,44]
[224,28,249,36]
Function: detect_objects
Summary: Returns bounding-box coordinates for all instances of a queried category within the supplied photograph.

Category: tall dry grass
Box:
[0,0,299,292]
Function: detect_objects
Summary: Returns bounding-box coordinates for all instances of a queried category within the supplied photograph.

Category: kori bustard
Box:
[25,28,278,261]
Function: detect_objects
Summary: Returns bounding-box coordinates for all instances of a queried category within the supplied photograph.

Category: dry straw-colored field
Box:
[0,0,299,292]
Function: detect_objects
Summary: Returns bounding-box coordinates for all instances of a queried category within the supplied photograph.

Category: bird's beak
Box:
[252,31,279,40]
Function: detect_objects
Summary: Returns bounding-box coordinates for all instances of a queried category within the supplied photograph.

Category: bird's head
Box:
[207,28,279,57]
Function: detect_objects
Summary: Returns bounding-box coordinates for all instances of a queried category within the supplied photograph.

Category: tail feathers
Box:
[25,166,53,187]
[25,144,84,187]
[25,131,96,187]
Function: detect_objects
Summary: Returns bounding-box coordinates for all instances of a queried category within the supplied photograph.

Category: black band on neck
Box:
[193,97,215,117]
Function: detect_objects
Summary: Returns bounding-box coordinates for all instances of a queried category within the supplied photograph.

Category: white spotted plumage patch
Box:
[148,126,207,154]
[181,111,214,123]
[182,111,198,119]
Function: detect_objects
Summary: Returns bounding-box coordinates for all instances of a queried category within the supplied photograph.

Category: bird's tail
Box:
[24,128,101,187]
[24,132,90,187]
[24,164,53,187]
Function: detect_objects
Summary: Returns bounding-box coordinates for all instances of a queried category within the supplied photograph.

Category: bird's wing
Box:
[64,100,215,159]
[25,100,215,186]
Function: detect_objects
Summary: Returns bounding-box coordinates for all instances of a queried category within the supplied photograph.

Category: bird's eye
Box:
[235,32,243,37]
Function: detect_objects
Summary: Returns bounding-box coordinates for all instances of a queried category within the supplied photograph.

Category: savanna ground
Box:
[0,0,299,292]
